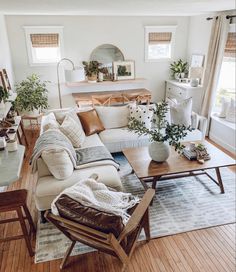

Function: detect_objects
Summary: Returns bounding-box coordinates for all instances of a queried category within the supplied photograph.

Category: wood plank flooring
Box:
[0,131,235,272]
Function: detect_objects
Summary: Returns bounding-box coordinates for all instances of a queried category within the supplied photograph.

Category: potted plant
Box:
[170,59,188,80]
[14,74,49,116]
[0,86,10,108]
[82,61,100,83]
[128,101,192,162]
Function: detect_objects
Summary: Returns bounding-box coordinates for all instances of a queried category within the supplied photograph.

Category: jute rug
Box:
[35,153,236,263]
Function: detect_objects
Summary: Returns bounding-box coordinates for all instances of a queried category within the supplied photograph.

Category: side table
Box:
[0,144,25,187]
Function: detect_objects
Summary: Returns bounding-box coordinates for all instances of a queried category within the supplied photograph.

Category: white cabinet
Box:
[165,80,204,114]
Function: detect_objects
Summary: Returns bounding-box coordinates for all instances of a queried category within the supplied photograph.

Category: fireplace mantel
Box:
[66,78,147,93]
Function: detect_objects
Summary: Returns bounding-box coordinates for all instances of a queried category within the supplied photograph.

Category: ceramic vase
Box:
[148,141,170,162]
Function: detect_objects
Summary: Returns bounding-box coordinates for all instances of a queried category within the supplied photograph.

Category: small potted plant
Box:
[82,61,100,83]
[128,101,192,162]
[170,59,188,80]
[14,74,49,116]
[0,86,10,109]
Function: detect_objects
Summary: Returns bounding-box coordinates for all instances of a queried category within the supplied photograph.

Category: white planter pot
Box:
[148,141,170,162]
[19,108,40,117]
[174,73,180,80]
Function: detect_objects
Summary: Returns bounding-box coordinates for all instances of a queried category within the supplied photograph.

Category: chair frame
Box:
[45,188,155,271]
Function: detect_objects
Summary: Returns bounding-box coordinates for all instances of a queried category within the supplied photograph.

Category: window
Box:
[24,26,64,65]
[213,24,236,112]
[145,26,176,62]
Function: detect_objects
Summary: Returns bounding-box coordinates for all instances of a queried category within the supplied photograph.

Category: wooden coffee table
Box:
[123,141,235,194]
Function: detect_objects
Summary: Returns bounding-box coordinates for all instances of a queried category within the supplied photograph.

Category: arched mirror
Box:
[90,44,124,80]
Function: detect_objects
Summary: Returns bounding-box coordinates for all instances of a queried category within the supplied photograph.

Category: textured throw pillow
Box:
[95,105,129,129]
[169,97,192,127]
[41,149,74,180]
[226,99,236,123]
[78,109,105,136]
[218,98,230,118]
[128,104,154,129]
[42,112,59,132]
[54,108,81,125]
[60,115,86,148]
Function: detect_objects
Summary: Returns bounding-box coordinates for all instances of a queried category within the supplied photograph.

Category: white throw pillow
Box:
[128,104,154,129]
[42,112,59,132]
[226,99,236,123]
[218,98,230,118]
[41,149,74,180]
[169,97,192,127]
[60,115,85,148]
[54,108,80,125]
[95,105,130,129]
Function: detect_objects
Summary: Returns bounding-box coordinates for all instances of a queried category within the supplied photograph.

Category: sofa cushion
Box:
[80,133,104,148]
[60,115,85,148]
[55,194,124,237]
[78,109,105,136]
[41,112,59,132]
[53,108,80,125]
[95,105,129,129]
[41,148,74,180]
[128,104,153,129]
[169,98,193,127]
[99,127,150,153]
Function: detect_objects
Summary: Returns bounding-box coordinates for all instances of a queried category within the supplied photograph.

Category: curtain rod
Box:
[206,15,236,20]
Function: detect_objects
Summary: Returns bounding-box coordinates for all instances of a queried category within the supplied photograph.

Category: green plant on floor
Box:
[14,74,49,113]
[128,101,193,153]
[0,85,10,104]
[170,59,188,78]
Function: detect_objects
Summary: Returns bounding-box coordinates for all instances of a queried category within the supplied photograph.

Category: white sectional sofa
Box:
[34,105,207,217]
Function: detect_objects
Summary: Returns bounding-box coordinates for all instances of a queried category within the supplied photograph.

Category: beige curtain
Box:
[201,15,230,118]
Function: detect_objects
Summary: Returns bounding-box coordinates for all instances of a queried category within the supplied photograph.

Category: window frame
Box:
[24,26,64,66]
[144,25,177,62]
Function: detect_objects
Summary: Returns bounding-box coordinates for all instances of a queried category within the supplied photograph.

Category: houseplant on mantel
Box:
[14,74,49,116]
[128,101,192,162]
[170,59,188,80]
[82,61,100,83]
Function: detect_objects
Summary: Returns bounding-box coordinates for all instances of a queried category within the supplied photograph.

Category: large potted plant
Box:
[14,74,49,116]
[128,101,192,162]
[170,59,188,80]
[82,61,100,83]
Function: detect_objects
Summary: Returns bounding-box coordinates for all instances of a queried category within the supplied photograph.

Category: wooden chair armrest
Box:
[118,189,155,241]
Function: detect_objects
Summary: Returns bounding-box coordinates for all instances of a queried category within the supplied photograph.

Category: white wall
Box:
[5,15,190,108]
[0,14,14,88]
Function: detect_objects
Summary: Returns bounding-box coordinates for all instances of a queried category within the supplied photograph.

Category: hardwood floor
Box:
[0,131,235,272]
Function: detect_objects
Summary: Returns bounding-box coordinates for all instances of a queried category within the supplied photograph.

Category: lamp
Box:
[57,58,85,108]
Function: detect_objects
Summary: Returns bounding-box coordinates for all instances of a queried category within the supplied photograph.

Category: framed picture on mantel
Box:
[113,61,135,80]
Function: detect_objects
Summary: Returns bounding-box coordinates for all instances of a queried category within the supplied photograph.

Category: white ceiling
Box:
[0,0,235,16]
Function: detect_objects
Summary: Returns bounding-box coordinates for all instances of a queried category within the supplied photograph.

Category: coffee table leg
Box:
[215,167,225,194]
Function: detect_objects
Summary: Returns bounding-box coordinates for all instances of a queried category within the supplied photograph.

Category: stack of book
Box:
[183,147,197,160]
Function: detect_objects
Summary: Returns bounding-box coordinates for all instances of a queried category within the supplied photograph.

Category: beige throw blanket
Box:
[51,178,140,225]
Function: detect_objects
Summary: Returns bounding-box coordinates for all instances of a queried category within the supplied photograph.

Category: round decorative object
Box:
[148,141,170,162]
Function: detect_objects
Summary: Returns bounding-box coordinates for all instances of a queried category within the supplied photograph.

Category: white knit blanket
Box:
[51,178,140,225]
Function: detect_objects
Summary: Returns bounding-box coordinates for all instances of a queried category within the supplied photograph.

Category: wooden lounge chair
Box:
[45,188,155,271]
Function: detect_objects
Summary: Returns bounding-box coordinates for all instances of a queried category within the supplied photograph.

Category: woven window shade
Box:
[149,32,172,44]
[224,32,236,57]
[30,33,59,48]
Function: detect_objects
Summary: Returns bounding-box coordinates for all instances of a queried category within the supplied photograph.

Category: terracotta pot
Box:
[87,73,97,83]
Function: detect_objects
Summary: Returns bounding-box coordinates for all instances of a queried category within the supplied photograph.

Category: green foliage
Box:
[0,86,9,103]
[128,101,193,153]
[82,61,100,77]
[170,59,188,77]
[14,74,49,112]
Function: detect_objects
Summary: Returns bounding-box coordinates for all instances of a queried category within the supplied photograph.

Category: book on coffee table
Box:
[183,147,197,160]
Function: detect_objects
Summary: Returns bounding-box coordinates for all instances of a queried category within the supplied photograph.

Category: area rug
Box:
[35,153,236,263]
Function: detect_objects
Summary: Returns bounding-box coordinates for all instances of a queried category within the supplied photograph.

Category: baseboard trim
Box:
[209,133,236,154]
